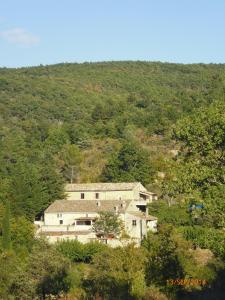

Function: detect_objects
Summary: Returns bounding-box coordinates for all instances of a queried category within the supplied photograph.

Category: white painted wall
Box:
[125,213,144,239]
[146,220,157,232]
[45,234,142,247]
[45,232,96,244]
[66,183,149,201]
[125,213,157,239]
[44,212,98,226]
[66,190,136,201]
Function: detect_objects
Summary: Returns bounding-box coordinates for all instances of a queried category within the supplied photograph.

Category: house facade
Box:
[35,182,158,246]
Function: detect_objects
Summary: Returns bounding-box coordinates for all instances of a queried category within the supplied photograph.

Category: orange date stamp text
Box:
[167,279,208,286]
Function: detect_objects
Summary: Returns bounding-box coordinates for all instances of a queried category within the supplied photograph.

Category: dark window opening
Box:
[132,220,137,226]
[95,193,99,199]
[81,193,85,199]
[59,220,63,225]
[77,220,91,225]
[136,205,146,213]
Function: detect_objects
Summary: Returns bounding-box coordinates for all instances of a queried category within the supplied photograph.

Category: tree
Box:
[143,225,184,287]
[92,211,123,240]
[8,160,49,220]
[2,201,11,251]
[28,240,71,299]
[163,101,225,227]
[148,200,192,226]
[45,125,70,154]
[56,239,107,263]
[58,144,82,183]
[172,101,225,192]
[0,251,23,299]
[89,244,147,300]
[11,216,34,251]
[101,142,154,185]
[0,240,72,300]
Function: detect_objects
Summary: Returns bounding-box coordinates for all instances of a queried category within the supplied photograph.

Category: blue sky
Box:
[0,0,225,67]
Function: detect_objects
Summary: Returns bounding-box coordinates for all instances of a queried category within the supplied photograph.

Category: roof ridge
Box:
[45,198,132,213]
[65,182,142,191]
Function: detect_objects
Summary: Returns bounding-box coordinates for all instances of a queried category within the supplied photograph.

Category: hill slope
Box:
[1,61,224,136]
[0,61,224,218]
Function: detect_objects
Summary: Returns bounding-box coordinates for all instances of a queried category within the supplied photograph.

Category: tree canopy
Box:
[101,142,154,185]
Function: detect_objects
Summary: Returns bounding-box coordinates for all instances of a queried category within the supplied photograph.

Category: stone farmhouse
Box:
[35,182,158,246]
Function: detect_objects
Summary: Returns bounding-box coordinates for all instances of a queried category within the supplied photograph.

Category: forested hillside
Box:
[0,61,224,216]
[0,61,225,299]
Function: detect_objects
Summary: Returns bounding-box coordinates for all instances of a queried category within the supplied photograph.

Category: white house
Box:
[65,182,157,202]
[35,182,158,246]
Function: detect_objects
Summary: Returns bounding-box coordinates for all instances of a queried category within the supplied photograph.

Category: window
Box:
[59,220,63,225]
[76,220,91,225]
[57,213,62,218]
[95,193,99,199]
[81,193,85,199]
[114,206,118,212]
[132,220,137,226]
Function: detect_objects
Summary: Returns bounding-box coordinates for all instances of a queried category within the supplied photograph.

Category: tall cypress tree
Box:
[2,201,11,250]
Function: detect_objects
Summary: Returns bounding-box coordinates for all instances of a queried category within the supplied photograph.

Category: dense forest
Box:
[0,61,225,299]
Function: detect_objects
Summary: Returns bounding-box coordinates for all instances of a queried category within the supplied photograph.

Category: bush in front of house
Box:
[56,239,107,263]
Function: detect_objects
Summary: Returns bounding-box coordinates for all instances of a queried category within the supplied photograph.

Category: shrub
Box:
[56,240,107,263]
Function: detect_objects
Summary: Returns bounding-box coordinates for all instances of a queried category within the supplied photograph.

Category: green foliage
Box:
[130,271,147,299]
[56,239,106,263]
[143,225,184,288]
[45,125,70,154]
[0,62,224,219]
[0,251,23,299]
[28,240,71,299]
[92,211,123,239]
[89,244,147,300]
[148,200,192,226]
[142,224,222,299]
[58,144,83,183]
[202,185,225,228]
[66,264,87,299]
[143,286,168,300]
[163,100,225,228]
[0,238,72,300]
[101,142,154,185]
[2,201,11,251]
[180,226,225,259]
[10,217,34,251]
[0,130,65,220]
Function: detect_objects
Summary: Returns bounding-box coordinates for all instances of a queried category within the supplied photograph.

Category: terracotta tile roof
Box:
[65,182,141,192]
[45,199,132,213]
